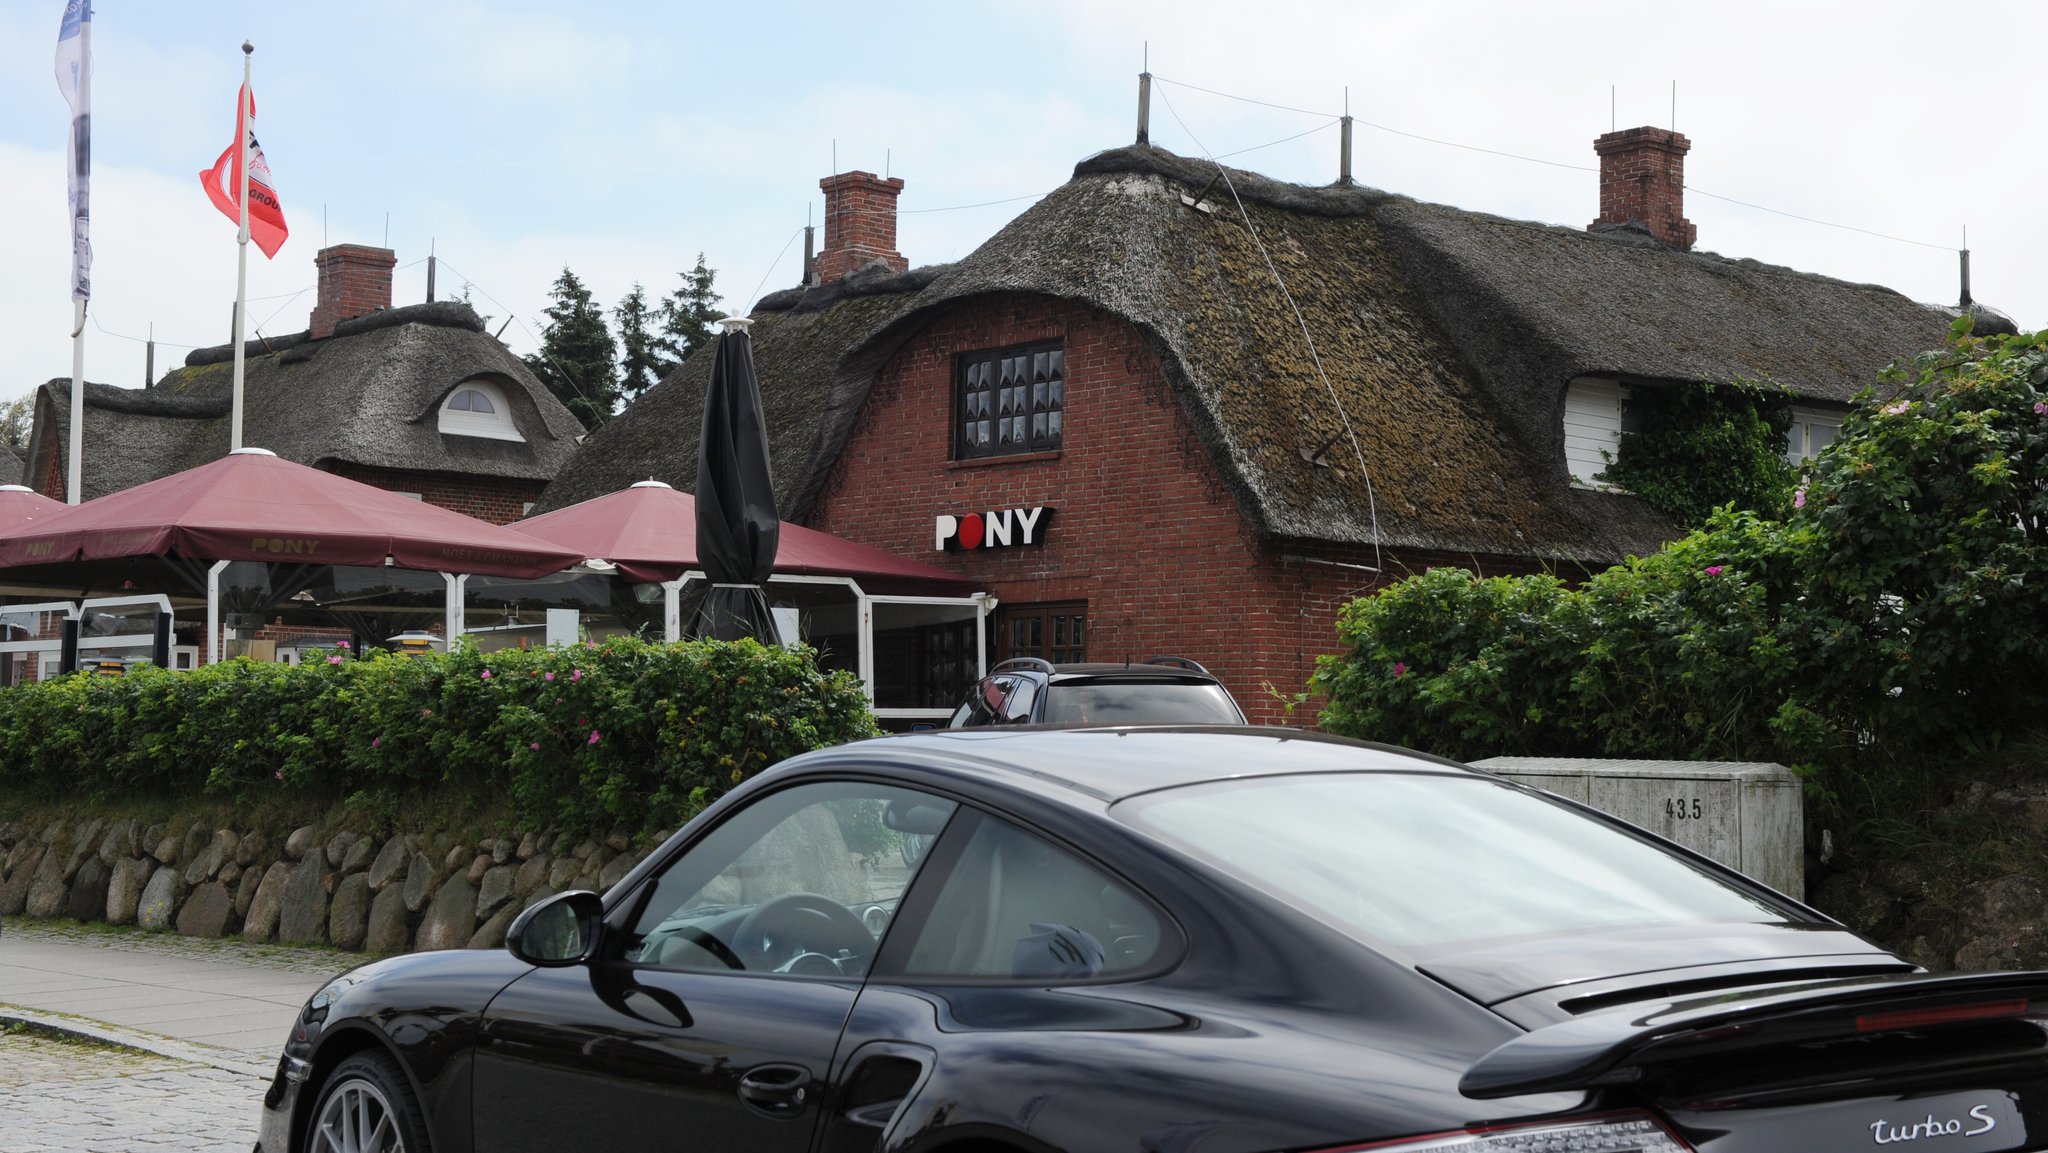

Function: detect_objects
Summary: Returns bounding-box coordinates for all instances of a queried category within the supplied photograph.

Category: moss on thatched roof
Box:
[539,145,1961,564]
[27,302,584,501]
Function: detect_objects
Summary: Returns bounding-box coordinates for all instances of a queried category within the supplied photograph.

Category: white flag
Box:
[55,0,92,302]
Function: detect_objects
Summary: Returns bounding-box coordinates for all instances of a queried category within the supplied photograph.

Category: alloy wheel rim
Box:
[313,1076,405,1153]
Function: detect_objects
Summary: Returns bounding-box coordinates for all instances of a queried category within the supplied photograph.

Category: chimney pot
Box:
[815,171,907,285]
[310,244,398,339]
[1590,126,1696,251]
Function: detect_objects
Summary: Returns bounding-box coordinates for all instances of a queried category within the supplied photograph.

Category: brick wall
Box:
[811,296,1344,723]
[327,463,543,526]
[310,244,397,339]
[816,171,907,284]
[1591,127,1696,251]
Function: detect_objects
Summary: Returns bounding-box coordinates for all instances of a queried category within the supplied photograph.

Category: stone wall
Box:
[0,815,660,955]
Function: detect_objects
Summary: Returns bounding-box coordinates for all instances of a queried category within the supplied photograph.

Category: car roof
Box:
[1042,663,1221,681]
[776,726,1482,805]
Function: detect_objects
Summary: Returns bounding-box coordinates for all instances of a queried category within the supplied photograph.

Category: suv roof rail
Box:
[1144,656,1213,675]
[992,657,1057,675]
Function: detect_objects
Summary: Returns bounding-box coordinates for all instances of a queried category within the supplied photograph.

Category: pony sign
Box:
[934,506,1053,552]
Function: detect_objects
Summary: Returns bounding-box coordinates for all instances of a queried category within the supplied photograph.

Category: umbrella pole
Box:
[663,578,684,642]
[205,559,230,664]
[441,573,468,646]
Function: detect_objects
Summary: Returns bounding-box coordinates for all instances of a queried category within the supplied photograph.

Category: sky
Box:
[1,1,2042,405]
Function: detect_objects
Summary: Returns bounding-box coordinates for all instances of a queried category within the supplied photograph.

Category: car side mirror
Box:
[506,889,604,966]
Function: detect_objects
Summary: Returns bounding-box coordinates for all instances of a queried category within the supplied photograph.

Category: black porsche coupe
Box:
[258,727,2048,1153]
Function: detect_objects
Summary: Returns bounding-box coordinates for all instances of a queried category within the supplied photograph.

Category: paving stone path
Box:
[0,1030,265,1153]
[6,916,352,974]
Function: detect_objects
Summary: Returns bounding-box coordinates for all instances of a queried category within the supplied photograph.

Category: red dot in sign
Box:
[959,513,984,549]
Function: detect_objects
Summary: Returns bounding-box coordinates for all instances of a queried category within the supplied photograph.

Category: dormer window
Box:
[438,380,524,442]
[1563,376,1629,488]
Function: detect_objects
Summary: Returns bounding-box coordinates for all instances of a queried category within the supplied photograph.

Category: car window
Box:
[895,813,1167,981]
[1041,681,1240,725]
[1117,773,1793,951]
[999,677,1038,723]
[950,677,1010,727]
[623,781,957,978]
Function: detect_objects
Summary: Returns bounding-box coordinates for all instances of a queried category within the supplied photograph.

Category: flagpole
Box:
[58,0,92,505]
[67,302,84,504]
[230,41,252,454]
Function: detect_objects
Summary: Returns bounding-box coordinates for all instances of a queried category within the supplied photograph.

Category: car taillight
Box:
[1312,1111,1694,1152]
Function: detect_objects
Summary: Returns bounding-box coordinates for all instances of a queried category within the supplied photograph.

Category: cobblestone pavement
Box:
[4,917,353,976]
[0,1030,265,1153]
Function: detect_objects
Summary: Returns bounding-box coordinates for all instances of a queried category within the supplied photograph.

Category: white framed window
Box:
[437,380,525,442]
[1563,377,1630,488]
[1784,406,1842,465]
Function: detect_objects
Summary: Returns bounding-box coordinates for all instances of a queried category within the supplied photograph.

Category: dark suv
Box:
[946,656,1245,727]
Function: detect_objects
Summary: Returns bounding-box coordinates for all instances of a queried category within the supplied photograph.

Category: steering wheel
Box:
[732,892,874,970]
[655,925,746,971]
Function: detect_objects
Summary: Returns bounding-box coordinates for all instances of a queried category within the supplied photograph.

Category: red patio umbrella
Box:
[510,479,978,592]
[0,485,69,528]
[0,449,581,579]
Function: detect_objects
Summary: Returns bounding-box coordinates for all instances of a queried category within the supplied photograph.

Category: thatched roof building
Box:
[543,143,1965,564]
[25,247,584,522]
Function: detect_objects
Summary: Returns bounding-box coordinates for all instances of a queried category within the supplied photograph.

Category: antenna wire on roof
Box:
[1155,87,1383,574]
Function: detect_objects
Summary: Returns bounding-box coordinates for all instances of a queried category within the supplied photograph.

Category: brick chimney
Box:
[815,171,907,285]
[1590,127,1696,251]
[310,243,396,339]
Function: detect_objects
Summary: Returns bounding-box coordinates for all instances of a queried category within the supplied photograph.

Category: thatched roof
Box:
[539,145,1962,563]
[25,302,585,502]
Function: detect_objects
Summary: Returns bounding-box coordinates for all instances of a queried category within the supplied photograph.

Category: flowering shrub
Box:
[0,637,879,835]
[1312,511,1823,764]
[1801,321,2048,745]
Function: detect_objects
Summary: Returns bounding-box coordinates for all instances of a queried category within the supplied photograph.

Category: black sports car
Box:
[259,728,2048,1153]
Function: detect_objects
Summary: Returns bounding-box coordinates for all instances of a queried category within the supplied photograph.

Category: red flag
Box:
[199,82,287,259]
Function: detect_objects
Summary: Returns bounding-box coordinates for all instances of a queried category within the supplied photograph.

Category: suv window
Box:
[1041,681,1240,725]
[895,813,1168,980]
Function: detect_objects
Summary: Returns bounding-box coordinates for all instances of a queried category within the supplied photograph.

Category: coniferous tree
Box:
[613,283,663,405]
[524,266,619,430]
[0,395,34,448]
[656,254,721,377]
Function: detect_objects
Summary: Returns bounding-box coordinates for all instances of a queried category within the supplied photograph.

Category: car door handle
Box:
[737,1064,812,1118]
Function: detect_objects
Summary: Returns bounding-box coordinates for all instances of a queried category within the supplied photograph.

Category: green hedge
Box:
[0,637,880,835]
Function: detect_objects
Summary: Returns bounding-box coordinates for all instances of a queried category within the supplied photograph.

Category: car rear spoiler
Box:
[1461,969,2048,1099]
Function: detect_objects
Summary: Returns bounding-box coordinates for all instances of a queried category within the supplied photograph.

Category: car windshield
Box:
[1042,682,1240,724]
[1115,772,1794,950]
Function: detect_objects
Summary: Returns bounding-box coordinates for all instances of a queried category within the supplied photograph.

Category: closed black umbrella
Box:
[688,318,780,641]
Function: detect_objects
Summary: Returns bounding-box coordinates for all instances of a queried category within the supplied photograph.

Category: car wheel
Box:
[307,1051,429,1153]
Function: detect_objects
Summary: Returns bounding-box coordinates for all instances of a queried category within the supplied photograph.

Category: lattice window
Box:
[957,341,1063,459]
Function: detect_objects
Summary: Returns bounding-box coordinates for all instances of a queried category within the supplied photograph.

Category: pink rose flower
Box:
[1793,487,1807,510]
[529,742,540,751]
[1705,565,1724,576]
[1884,400,1910,415]
[1392,662,1407,678]
[327,655,343,665]
[481,669,492,680]
[587,730,602,746]
[544,671,555,682]
[371,736,380,749]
